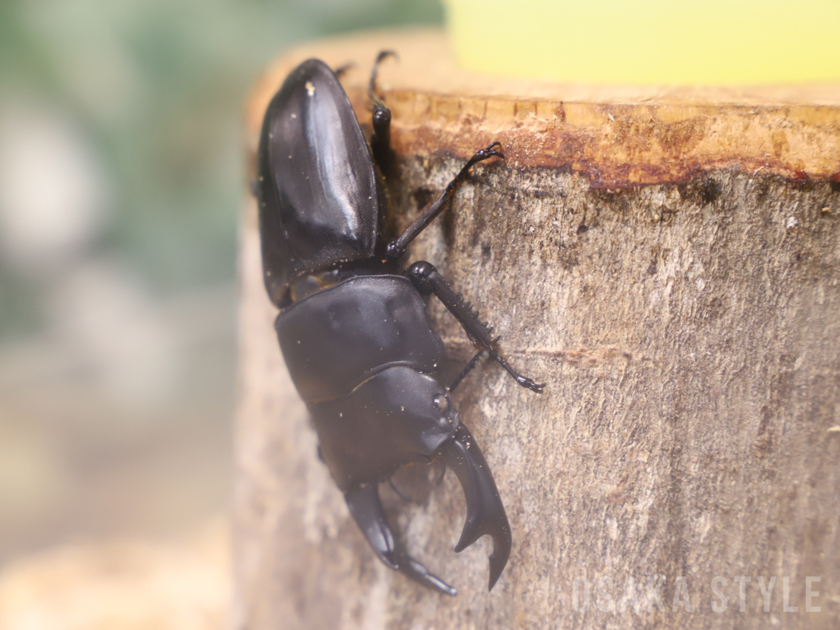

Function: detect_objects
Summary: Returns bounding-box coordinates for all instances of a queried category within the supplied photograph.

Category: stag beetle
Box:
[256,52,543,596]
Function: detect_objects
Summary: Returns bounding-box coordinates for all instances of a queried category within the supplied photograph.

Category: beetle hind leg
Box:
[344,483,457,596]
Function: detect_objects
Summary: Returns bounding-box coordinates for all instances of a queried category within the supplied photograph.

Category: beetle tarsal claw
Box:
[436,425,512,591]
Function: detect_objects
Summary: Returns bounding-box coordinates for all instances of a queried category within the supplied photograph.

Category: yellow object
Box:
[444,0,840,84]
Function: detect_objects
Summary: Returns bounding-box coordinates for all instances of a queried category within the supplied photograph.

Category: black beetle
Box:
[256,52,543,596]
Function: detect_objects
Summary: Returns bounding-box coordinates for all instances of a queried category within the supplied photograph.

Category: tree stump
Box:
[234,28,840,630]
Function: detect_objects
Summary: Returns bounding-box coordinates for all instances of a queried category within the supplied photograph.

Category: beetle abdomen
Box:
[275,275,445,405]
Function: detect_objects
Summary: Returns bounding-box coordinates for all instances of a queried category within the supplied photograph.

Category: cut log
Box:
[235,27,840,630]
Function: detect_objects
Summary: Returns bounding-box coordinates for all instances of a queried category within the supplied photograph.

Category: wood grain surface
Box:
[235,28,840,630]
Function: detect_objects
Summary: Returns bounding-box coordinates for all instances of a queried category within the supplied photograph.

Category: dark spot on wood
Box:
[754,178,772,203]
[577,224,589,234]
[558,249,579,270]
[412,187,435,210]
[647,259,657,275]
[701,178,721,205]
[654,117,705,156]
[481,243,491,258]
[699,296,724,322]
[659,206,677,223]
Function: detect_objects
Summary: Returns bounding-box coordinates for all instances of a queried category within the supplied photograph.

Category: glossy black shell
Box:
[257,59,386,306]
[276,273,454,491]
[275,275,444,405]
[256,56,522,595]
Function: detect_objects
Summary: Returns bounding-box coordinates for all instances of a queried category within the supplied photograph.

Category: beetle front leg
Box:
[344,483,457,596]
[407,261,545,393]
[368,50,396,173]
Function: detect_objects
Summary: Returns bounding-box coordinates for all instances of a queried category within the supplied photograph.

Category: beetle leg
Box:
[407,261,545,393]
[386,143,504,259]
[333,62,354,79]
[433,457,447,485]
[435,424,512,590]
[388,478,413,503]
[368,50,396,173]
[449,346,491,392]
[344,483,457,596]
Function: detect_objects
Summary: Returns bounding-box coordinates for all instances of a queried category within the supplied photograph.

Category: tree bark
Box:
[234,28,840,630]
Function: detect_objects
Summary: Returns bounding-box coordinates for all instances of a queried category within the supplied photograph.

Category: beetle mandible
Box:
[256,52,543,596]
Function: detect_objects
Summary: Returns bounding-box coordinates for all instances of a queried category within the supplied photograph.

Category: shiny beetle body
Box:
[257,55,542,596]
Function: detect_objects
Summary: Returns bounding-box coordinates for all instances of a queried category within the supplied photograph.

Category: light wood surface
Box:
[236,28,840,630]
[246,28,840,188]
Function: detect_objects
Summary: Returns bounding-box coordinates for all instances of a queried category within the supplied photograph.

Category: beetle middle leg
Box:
[407,260,545,393]
[449,346,492,392]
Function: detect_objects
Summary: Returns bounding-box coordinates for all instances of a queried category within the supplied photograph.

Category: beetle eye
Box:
[433,394,450,413]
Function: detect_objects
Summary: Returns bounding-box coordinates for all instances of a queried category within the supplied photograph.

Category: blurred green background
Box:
[0,0,442,563]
